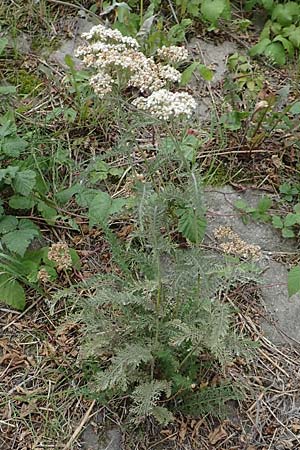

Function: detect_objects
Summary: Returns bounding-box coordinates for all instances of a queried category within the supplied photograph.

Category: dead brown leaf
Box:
[208,425,228,445]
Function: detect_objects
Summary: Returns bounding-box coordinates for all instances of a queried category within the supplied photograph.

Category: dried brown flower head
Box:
[214,226,261,260]
[48,242,72,272]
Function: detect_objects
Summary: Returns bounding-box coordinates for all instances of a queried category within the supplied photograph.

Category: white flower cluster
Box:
[77,24,196,119]
[82,25,139,49]
[156,45,189,64]
[132,89,197,120]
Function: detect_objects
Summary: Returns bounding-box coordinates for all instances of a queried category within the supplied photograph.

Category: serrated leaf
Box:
[198,64,214,81]
[0,273,26,310]
[9,195,35,210]
[2,220,40,256]
[0,85,17,95]
[287,27,300,48]
[201,0,227,24]
[290,102,300,114]
[0,37,8,55]
[89,192,127,227]
[288,265,300,296]
[282,227,295,238]
[264,42,286,65]
[2,136,28,157]
[272,215,283,229]
[261,0,274,10]
[0,216,18,234]
[13,170,36,196]
[272,2,299,26]
[273,35,294,57]
[177,207,206,243]
[180,62,199,86]
[55,183,84,205]
[249,38,271,57]
[37,201,57,224]
[284,213,298,227]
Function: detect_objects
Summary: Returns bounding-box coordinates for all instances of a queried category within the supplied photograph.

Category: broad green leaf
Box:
[287,27,300,48]
[272,2,299,26]
[37,201,57,224]
[76,188,98,208]
[2,219,40,256]
[264,42,286,65]
[288,265,300,296]
[272,215,283,229]
[0,215,18,234]
[257,196,272,213]
[0,85,17,95]
[13,170,36,196]
[282,227,295,238]
[198,64,214,81]
[2,136,28,157]
[9,195,35,210]
[273,35,294,57]
[201,0,227,24]
[290,102,300,114]
[180,62,199,86]
[0,273,26,310]
[0,37,8,55]
[249,38,271,57]
[261,0,274,10]
[2,228,39,256]
[55,183,84,205]
[177,207,206,243]
[88,192,127,227]
[284,213,298,227]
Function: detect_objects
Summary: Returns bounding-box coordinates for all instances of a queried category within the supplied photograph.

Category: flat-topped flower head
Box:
[156,45,189,64]
[132,89,197,120]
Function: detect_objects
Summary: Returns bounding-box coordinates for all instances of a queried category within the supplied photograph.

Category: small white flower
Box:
[156,45,189,64]
[132,89,197,120]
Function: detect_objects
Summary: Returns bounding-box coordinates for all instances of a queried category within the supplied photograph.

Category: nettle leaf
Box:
[272,2,299,26]
[0,37,8,55]
[0,85,17,95]
[0,216,18,234]
[288,265,300,297]
[0,273,26,310]
[264,42,286,65]
[273,35,294,57]
[88,192,127,227]
[37,201,57,224]
[272,215,283,229]
[177,207,206,243]
[2,136,28,157]
[290,102,300,114]
[201,0,227,24]
[198,64,214,81]
[13,170,36,196]
[282,227,295,238]
[9,195,35,210]
[287,26,300,48]
[180,62,199,86]
[249,38,271,57]
[2,219,40,256]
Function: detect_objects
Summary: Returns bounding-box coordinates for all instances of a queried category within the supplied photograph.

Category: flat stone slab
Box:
[204,185,300,345]
[50,17,96,69]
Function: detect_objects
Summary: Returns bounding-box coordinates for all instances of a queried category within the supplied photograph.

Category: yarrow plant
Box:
[76,24,196,120]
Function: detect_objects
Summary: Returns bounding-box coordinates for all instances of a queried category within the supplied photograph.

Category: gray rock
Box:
[260,261,300,344]
[81,425,122,450]
[50,17,97,69]
[204,185,300,345]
